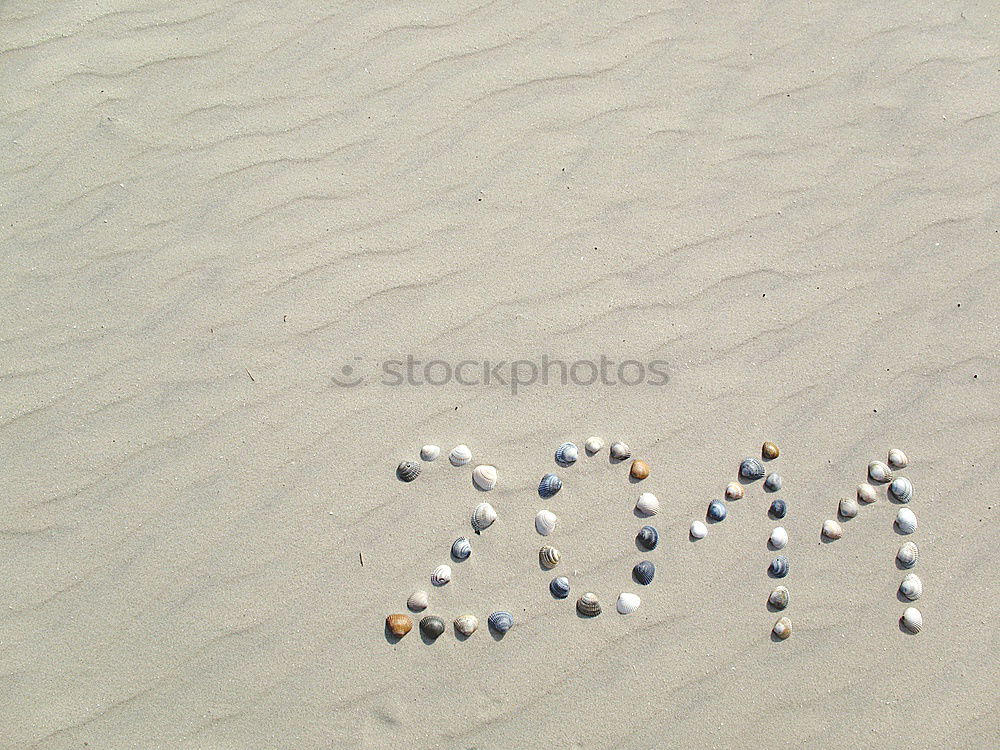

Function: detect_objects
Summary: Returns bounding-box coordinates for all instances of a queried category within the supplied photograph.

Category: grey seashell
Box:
[397,460,421,482]
[769,556,789,577]
[454,613,479,636]
[632,560,655,585]
[471,502,497,532]
[769,498,787,518]
[768,586,790,610]
[585,436,604,454]
[897,541,919,568]
[857,483,878,503]
[472,464,498,491]
[535,509,558,536]
[636,525,659,551]
[419,615,446,639]
[431,564,452,586]
[449,444,472,466]
[538,473,563,498]
[707,500,727,521]
[900,606,922,633]
[635,492,660,516]
[888,448,908,469]
[839,497,859,519]
[822,519,843,540]
[769,526,788,550]
[763,473,783,492]
[690,520,708,539]
[451,537,472,561]
[868,460,894,483]
[487,611,514,634]
[899,573,922,601]
[420,444,440,461]
[725,482,744,500]
[610,442,631,461]
[549,576,570,598]
[555,442,579,465]
[616,592,641,614]
[740,457,766,481]
[539,545,561,569]
[773,616,792,640]
[407,590,428,612]
[895,508,917,534]
[576,592,601,617]
[889,477,912,503]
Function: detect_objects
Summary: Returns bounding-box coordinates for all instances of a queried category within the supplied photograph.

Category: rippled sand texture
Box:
[3,2,999,748]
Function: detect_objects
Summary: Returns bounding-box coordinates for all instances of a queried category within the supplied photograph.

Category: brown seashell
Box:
[630,459,650,480]
[386,614,412,637]
[725,482,744,500]
[762,441,780,460]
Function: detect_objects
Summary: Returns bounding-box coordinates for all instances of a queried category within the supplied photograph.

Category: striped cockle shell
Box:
[768,586,790,610]
[636,525,659,551]
[449,444,472,466]
[454,614,479,636]
[630,459,650,480]
[769,498,787,518]
[707,500,727,522]
[420,444,440,461]
[487,611,514,634]
[431,564,452,586]
[725,482,744,500]
[857,483,878,503]
[407,590,429,612]
[539,545,561,569]
[610,442,631,461]
[633,560,655,585]
[616,593,641,615]
[419,615,446,639]
[585,436,604,454]
[773,616,792,640]
[451,537,472,561]
[690,520,708,539]
[397,461,421,482]
[896,507,917,534]
[386,614,413,637]
[888,448,908,469]
[770,527,788,550]
[899,573,922,601]
[535,509,558,536]
[889,477,912,503]
[635,492,660,516]
[472,464,498,491]
[769,555,789,577]
[471,502,497,532]
[576,592,602,617]
[555,442,579,465]
[822,519,843,540]
[868,460,894,483]
[740,457,766,481]
[763,473,783,492]
[762,441,780,460]
[900,607,922,634]
[897,541,919,568]
[549,576,571,599]
[538,473,563,499]
[839,497,859,519]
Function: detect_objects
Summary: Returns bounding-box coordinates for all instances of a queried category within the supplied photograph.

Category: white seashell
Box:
[897,541,919,568]
[857,483,878,503]
[449,444,472,466]
[899,573,922,601]
[431,564,452,585]
[822,519,843,540]
[535,509,558,536]
[690,520,708,539]
[770,527,788,550]
[888,448,908,469]
[407,590,429,611]
[773,616,792,640]
[585,436,604,454]
[900,607,922,633]
[472,464,498,491]
[868,460,894,483]
[610,442,631,461]
[839,497,859,519]
[725,482,744,500]
[635,492,660,516]
[616,592,641,615]
[420,445,440,461]
[889,477,912,503]
[895,507,917,534]
[454,614,479,636]
[471,502,497,532]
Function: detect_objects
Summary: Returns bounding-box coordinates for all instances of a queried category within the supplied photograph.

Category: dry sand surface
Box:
[3,1,999,748]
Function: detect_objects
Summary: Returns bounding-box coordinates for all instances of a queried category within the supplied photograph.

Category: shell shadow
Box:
[893,524,910,536]
[628,474,645,484]
[706,513,726,524]
[633,508,652,519]
[898,619,918,635]
[820,533,838,544]
[769,631,786,643]
[766,601,785,613]
[895,589,911,603]
[454,628,471,642]
[384,623,405,644]
[488,627,508,641]
[688,531,704,542]
[894,559,912,571]
[766,568,788,580]
[420,629,442,645]
[471,476,491,492]
[766,540,781,552]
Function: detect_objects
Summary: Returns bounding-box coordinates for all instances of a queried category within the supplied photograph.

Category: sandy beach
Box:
[2,1,999,747]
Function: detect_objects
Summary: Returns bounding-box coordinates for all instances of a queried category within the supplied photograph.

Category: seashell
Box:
[897,541,919,568]
[396,460,421,482]
[407,590,429,612]
[549,576,571,599]
[538,473,563,499]
[555,442,579,465]
[888,448,908,469]
[632,560,655,585]
[451,537,472,561]
[900,607,922,634]
[725,482,744,500]
[707,500,727,522]
[535,509,558,536]
[454,614,479,636]
[449,444,472,466]
[610,442,631,461]
[740,457,766,481]
[895,507,917,534]
[769,555,789,577]
[630,459,650,480]
[431,564,452,586]
[768,586,790,610]
[635,492,660,516]
[539,545,561,569]
[770,526,788,550]
[419,615,446,639]
[839,497,859,519]
[576,592,601,617]
[888,477,912,503]
[386,614,412,637]
[616,592,641,614]
[420,444,440,461]
[585,436,604,454]
[690,520,708,539]
[772,616,792,640]
[857,483,878,503]
[636,525,659,551]
[763,473,783,492]
[471,502,497,532]
[472,464,498,491]
[487,611,514,634]
[822,519,843,540]
[769,498,787,519]
[868,460,894,483]
[899,573,922,601]
[762,441,780,460]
